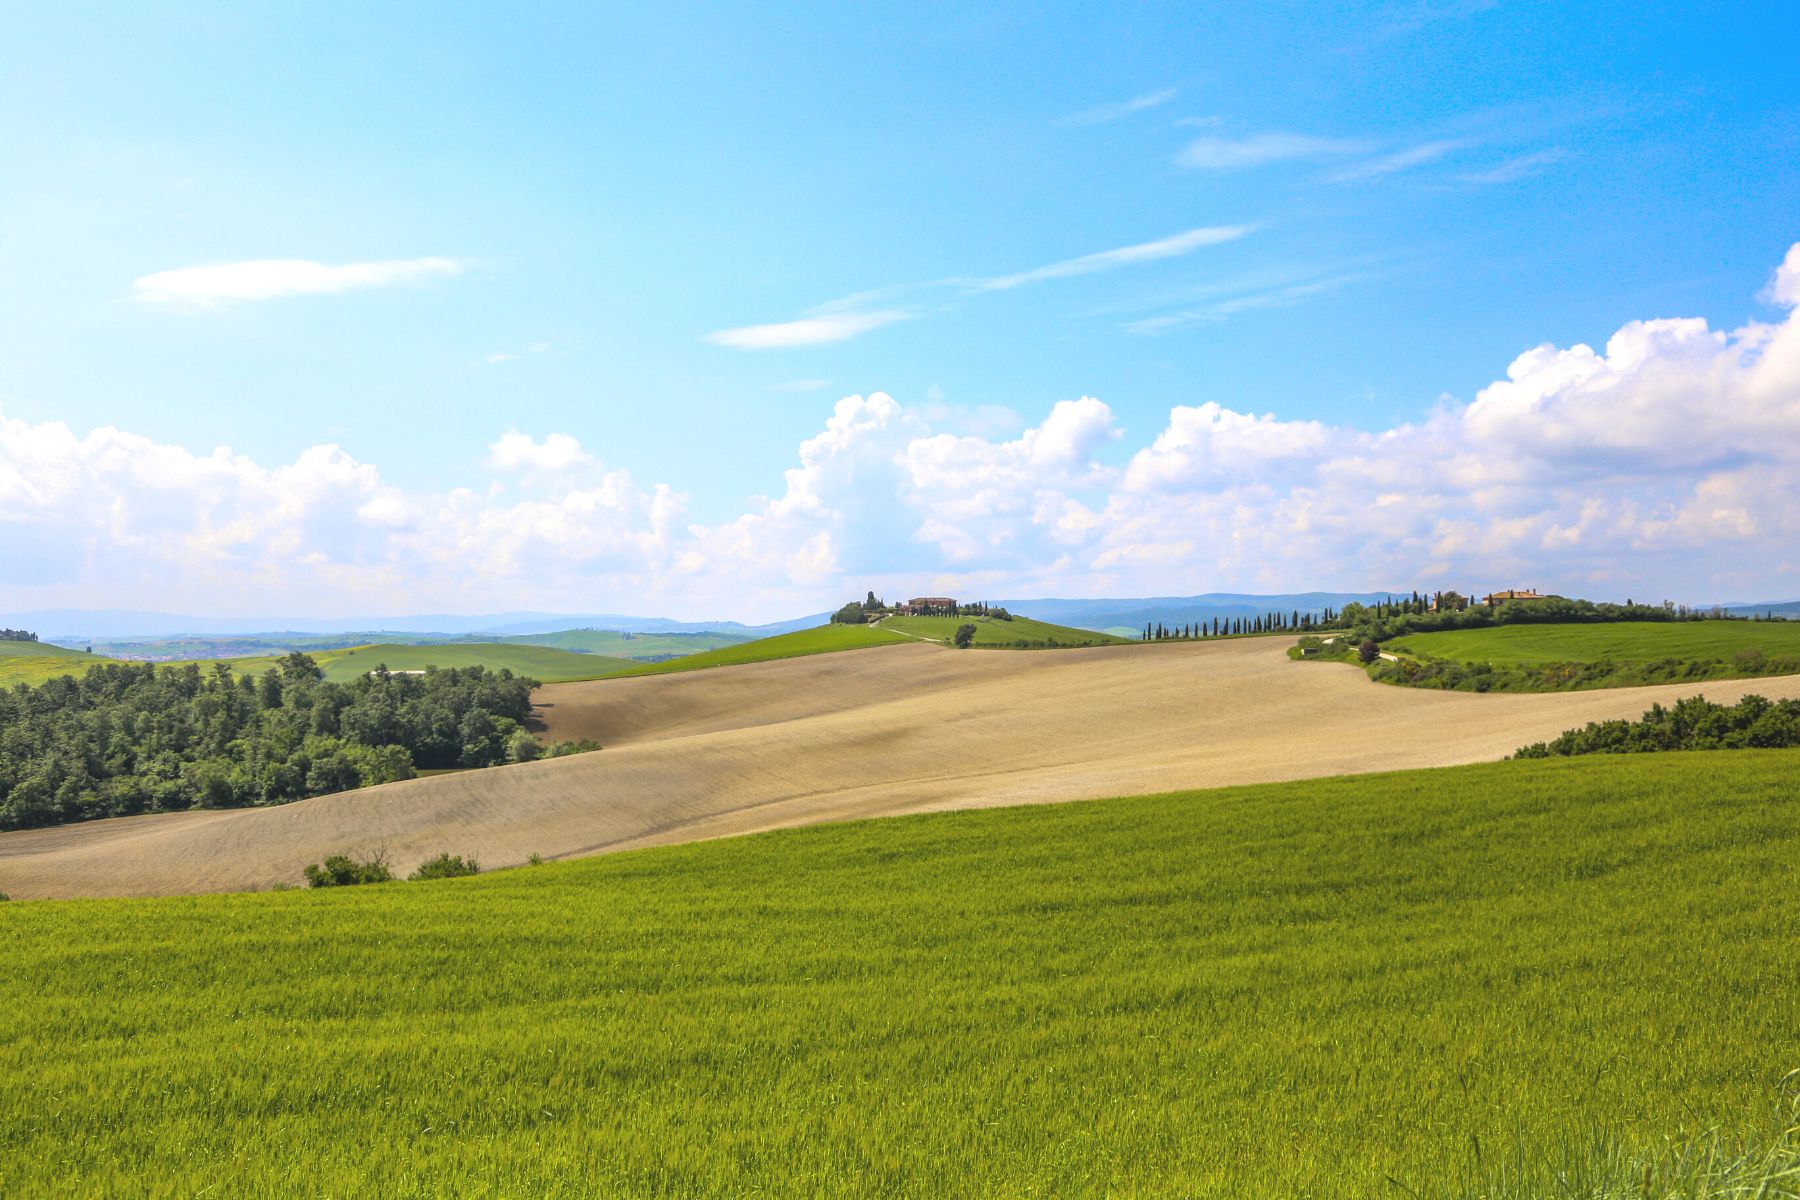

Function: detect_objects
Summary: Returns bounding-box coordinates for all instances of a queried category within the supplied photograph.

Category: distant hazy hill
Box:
[6,608,828,641]
[1720,600,1800,619]
[993,592,1406,634]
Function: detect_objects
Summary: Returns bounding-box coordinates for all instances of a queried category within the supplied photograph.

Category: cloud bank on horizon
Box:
[5,244,1799,622]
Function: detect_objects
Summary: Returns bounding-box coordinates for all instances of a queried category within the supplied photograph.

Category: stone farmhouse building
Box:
[896,596,958,615]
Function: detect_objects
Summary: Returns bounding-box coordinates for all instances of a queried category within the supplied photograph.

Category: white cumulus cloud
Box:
[8,243,1800,618]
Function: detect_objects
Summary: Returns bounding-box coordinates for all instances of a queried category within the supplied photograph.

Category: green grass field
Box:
[1388,619,1800,665]
[0,639,102,686]
[878,613,1129,647]
[4,640,635,689]
[225,642,639,684]
[608,621,910,677]
[489,628,754,659]
[4,752,1797,1197]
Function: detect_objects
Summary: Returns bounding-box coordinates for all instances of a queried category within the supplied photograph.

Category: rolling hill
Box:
[8,635,1800,900]
[605,622,911,677]
[484,628,754,659]
[225,642,639,684]
[877,613,1128,647]
[0,639,102,687]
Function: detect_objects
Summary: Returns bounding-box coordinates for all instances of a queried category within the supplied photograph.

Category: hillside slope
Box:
[6,636,1800,899]
[877,613,1126,646]
[607,622,909,677]
[223,642,637,683]
[0,639,101,686]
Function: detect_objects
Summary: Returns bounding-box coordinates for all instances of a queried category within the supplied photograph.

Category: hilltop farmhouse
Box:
[1484,589,1545,606]
[897,597,957,615]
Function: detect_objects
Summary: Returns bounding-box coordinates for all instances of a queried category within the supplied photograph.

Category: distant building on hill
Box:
[898,596,958,615]
[1483,589,1544,606]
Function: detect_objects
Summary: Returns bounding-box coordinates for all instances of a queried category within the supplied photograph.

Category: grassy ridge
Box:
[878,613,1128,647]
[1389,619,1800,664]
[225,642,639,683]
[609,621,909,676]
[0,640,100,686]
[4,753,1798,1196]
[487,628,753,658]
[3,641,637,689]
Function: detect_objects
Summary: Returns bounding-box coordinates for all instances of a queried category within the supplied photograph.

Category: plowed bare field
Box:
[6,636,1798,899]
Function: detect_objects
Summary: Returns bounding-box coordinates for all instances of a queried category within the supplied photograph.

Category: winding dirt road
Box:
[5,636,1797,899]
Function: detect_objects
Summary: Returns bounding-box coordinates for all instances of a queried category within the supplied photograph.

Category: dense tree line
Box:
[1326,595,1739,646]
[1143,610,1323,640]
[0,653,545,831]
[1293,633,1800,693]
[1369,650,1800,693]
[1515,694,1800,757]
[1,628,38,642]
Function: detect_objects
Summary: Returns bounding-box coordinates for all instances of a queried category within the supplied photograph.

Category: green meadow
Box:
[2,639,635,689]
[1389,619,1800,664]
[608,621,910,676]
[878,613,1129,647]
[488,628,754,659]
[224,641,638,684]
[4,752,1798,1197]
[0,639,101,687]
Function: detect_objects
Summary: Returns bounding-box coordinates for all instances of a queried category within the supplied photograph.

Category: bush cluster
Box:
[0,653,537,830]
[408,853,480,881]
[1515,694,1800,758]
[303,852,394,887]
[1367,652,1800,694]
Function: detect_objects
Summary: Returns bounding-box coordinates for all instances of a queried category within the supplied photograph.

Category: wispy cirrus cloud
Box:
[1326,138,1471,182]
[705,309,913,350]
[478,341,551,367]
[132,257,465,309]
[1122,272,1368,335]
[706,224,1253,350]
[973,224,1256,291]
[1457,147,1567,185]
[1177,132,1368,170]
[1058,87,1178,126]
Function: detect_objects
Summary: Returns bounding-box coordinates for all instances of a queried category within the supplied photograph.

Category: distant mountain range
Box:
[20,589,1782,645]
[991,592,1407,633]
[1719,600,1800,618]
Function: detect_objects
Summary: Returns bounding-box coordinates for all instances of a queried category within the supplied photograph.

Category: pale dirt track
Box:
[6,637,1800,899]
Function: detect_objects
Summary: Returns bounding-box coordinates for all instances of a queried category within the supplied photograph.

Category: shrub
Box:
[506,729,543,763]
[1357,639,1381,664]
[546,738,602,758]
[1514,694,1800,758]
[303,851,394,888]
[954,623,978,648]
[408,853,480,881]
[0,891,10,902]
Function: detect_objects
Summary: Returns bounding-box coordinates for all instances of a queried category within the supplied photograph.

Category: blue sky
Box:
[2,2,1798,619]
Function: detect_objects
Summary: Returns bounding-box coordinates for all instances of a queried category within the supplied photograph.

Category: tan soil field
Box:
[6,636,1799,900]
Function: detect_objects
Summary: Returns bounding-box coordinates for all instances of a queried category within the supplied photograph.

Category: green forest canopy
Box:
[0,653,546,831]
